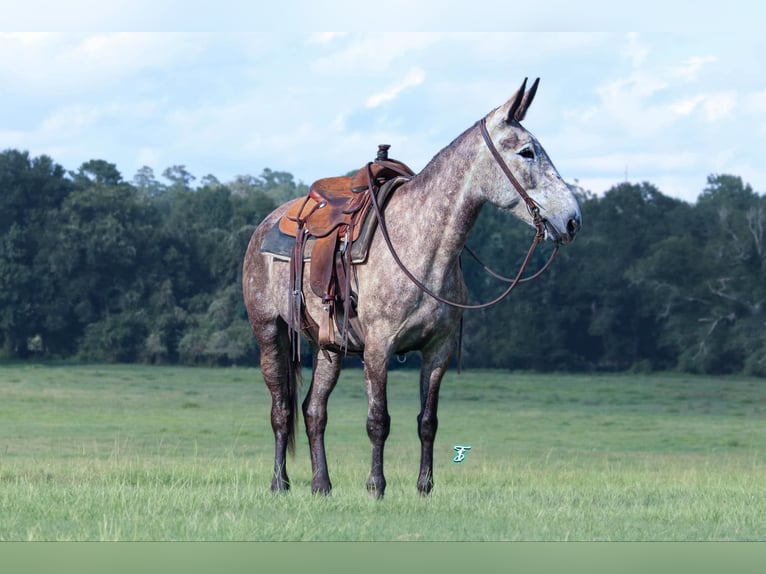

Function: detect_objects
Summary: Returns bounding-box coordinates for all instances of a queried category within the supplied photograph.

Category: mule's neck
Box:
[392,123,489,266]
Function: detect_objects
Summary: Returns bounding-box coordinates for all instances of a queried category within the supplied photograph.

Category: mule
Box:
[242,78,581,498]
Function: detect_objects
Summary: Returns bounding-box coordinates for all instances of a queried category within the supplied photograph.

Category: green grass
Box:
[0,363,764,540]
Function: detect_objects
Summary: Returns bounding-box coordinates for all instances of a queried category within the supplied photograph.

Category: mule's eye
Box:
[518,146,535,160]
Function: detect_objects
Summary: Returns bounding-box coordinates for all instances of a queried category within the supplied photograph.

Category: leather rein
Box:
[367,116,559,310]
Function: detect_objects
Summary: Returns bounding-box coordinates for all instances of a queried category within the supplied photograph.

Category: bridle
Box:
[368,115,559,310]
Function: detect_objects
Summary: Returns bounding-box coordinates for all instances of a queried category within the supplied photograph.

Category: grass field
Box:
[0,363,764,541]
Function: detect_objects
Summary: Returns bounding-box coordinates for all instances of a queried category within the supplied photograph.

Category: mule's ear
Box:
[505,77,528,124]
[515,77,539,122]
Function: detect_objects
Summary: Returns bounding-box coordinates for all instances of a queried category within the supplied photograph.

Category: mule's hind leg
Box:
[254,318,295,492]
[416,337,457,496]
[302,349,341,495]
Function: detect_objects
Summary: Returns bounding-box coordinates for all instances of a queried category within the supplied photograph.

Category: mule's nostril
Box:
[567,217,580,238]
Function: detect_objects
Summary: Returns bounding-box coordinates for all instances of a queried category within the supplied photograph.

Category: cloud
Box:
[365,68,426,108]
[573,151,699,173]
[669,91,736,121]
[543,32,763,199]
[307,32,348,45]
[673,55,719,82]
[0,33,206,95]
[569,35,732,139]
[2,31,763,202]
[310,33,439,75]
[744,89,766,116]
[621,32,650,67]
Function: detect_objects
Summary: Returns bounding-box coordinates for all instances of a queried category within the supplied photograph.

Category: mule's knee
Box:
[417,412,438,443]
[366,411,391,443]
[302,400,328,436]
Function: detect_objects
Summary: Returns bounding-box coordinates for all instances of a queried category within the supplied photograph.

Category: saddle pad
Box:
[260,176,408,264]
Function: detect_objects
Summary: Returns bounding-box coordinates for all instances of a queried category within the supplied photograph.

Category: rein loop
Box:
[368,117,559,310]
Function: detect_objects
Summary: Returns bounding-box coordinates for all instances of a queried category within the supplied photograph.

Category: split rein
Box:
[368,116,559,311]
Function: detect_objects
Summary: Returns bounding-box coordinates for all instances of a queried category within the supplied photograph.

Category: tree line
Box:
[1,148,764,375]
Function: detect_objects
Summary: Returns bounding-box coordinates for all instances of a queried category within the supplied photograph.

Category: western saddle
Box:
[271,145,414,359]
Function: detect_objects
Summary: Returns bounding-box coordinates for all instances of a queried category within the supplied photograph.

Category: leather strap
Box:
[479,116,545,232]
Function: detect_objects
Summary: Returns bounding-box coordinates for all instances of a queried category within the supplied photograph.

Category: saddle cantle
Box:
[260,144,414,357]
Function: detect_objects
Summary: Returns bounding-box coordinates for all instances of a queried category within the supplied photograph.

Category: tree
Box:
[0,150,73,357]
[44,161,163,360]
[4,142,765,376]
[71,159,123,186]
[133,166,166,198]
[162,165,196,190]
[675,175,764,373]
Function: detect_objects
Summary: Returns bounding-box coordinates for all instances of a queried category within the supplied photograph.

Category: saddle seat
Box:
[273,144,414,355]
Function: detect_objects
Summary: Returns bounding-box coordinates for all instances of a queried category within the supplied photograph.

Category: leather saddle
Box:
[265,145,414,356]
[279,145,413,240]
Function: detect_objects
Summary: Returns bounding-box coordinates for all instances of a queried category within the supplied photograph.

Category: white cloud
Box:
[744,89,766,114]
[673,55,718,82]
[2,31,763,201]
[550,32,761,200]
[0,32,53,45]
[669,91,736,121]
[698,92,737,121]
[573,151,699,173]
[670,95,705,117]
[365,68,426,108]
[0,129,29,148]
[0,33,205,94]
[40,105,103,134]
[135,147,162,169]
[61,33,205,81]
[308,33,348,45]
[310,33,439,75]
[621,32,650,67]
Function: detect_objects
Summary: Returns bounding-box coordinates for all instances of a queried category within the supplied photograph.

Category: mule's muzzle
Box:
[545,212,581,244]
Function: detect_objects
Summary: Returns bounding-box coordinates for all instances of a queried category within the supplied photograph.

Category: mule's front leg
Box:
[270,423,290,491]
[416,342,454,496]
[363,355,390,498]
[302,349,341,495]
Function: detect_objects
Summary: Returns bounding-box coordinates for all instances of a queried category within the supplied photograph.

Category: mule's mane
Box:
[410,120,479,189]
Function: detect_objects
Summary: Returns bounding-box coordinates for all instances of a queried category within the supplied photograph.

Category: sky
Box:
[2,15,765,204]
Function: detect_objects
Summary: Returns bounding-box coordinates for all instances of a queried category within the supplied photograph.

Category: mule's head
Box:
[481,78,581,243]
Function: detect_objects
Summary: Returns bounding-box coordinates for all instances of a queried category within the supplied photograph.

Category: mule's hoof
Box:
[271,478,291,492]
[367,487,385,499]
[417,479,434,497]
[311,481,332,496]
[366,477,386,499]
